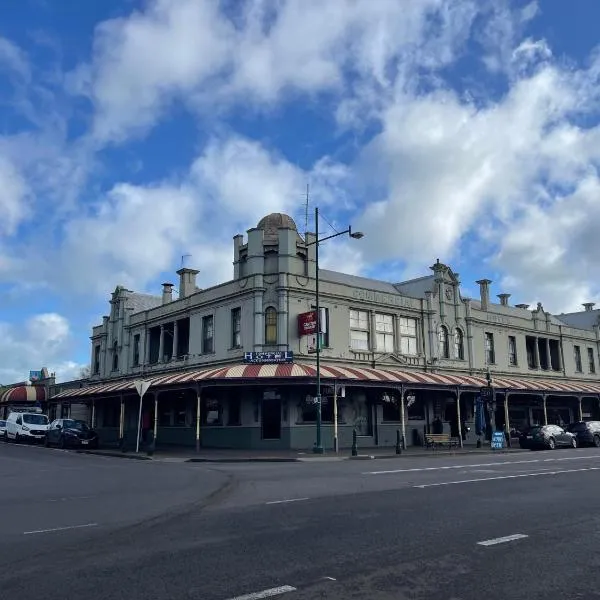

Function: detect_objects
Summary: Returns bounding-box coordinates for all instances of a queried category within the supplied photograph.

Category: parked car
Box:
[5,411,49,443]
[0,420,6,439]
[566,421,600,447]
[45,419,99,449]
[519,425,577,450]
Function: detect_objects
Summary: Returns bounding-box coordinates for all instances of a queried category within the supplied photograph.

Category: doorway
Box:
[261,399,281,440]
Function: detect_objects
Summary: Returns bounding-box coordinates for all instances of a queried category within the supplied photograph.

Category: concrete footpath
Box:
[77,444,529,463]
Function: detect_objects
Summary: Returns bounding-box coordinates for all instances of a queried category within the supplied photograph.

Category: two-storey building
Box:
[51,213,600,450]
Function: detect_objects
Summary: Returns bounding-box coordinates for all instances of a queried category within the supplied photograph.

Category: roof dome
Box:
[257,213,298,238]
[0,385,46,404]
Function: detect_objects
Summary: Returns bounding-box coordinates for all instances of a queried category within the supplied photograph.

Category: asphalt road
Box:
[2,442,600,600]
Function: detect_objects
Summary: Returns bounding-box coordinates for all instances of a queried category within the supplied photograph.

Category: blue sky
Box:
[1,0,599,383]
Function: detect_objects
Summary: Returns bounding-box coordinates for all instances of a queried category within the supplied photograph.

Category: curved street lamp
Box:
[305,206,364,454]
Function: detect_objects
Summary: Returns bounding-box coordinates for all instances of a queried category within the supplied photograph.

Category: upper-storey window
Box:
[264,307,277,345]
[231,308,241,348]
[93,345,101,374]
[588,348,596,374]
[574,345,583,372]
[508,336,517,366]
[485,332,495,364]
[350,309,370,351]
[133,334,140,366]
[454,328,464,360]
[112,341,119,371]
[438,325,449,358]
[375,313,394,352]
[399,317,418,355]
[202,315,214,353]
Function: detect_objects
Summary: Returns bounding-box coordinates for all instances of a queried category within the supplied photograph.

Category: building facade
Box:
[51,213,600,450]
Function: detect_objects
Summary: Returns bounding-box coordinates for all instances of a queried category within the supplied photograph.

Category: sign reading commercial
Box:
[244,351,294,364]
[297,311,318,336]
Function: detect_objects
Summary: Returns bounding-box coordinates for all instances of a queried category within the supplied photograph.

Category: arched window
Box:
[112,341,119,371]
[265,307,278,345]
[438,325,449,358]
[454,328,464,360]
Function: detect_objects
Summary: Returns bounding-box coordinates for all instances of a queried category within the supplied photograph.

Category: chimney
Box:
[497,293,511,307]
[475,279,492,312]
[515,303,530,310]
[583,302,596,312]
[176,268,199,299]
[162,282,174,305]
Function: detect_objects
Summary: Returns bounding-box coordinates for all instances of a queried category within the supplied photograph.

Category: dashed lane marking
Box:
[23,523,98,535]
[226,585,297,600]
[266,497,309,505]
[414,466,600,488]
[478,534,529,546]
[364,454,600,475]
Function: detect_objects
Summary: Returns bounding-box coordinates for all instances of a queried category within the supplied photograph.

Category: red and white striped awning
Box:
[50,363,600,399]
[0,385,46,404]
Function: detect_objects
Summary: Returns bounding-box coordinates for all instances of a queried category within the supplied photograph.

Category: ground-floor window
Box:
[228,397,241,425]
[382,398,400,422]
[407,395,425,420]
[299,398,333,422]
[102,403,120,428]
[202,397,223,425]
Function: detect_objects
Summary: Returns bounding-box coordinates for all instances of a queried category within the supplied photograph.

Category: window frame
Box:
[231,307,242,349]
[485,332,495,365]
[349,309,370,351]
[588,347,595,374]
[574,345,583,372]
[112,341,119,371]
[202,314,214,354]
[375,313,395,353]
[133,334,140,367]
[93,344,101,374]
[438,325,449,358]
[264,306,278,345]
[453,328,464,360]
[398,317,418,355]
[508,335,518,366]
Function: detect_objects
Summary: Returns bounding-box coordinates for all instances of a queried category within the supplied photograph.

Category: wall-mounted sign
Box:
[298,311,318,336]
[29,370,42,382]
[244,351,294,364]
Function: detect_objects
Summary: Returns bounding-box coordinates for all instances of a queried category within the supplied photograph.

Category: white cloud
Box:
[0,313,84,384]
[73,0,481,144]
[0,155,28,236]
[0,36,30,81]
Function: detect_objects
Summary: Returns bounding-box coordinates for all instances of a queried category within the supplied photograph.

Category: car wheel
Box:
[59,436,66,449]
[44,436,50,448]
[594,435,600,448]
[547,437,556,450]
[14,433,19,443]
[571,437,577,448]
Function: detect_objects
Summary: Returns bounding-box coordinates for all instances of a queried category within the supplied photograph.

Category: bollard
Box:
[120,434,126,453]
[395,429,402,454]
[146,431,155,457]
[351,428,358,457]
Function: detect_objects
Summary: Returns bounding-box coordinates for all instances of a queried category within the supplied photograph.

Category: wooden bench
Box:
[424,433,460,450]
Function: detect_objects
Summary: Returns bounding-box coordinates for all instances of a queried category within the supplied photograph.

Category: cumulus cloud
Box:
[0,313,84,384]
[0,155,28,236]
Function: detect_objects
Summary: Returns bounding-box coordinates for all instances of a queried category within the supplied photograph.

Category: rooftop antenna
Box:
[181,254,192,268]
[304,183,310,239]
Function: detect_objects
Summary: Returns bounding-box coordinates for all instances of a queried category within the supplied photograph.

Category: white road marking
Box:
[227,585,297,600]
[365,454,600,475]
[322,577,337,581]
[478,534,529,546]
[23,523,98,535]
[46,495,92,503]
[266,498,309,505]
[414,466,600,488]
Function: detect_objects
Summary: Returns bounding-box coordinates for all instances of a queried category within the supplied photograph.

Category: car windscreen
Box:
[568,423,589,432]
[23,414,49,425]
[0,420,5,427]
[63,419,88,430]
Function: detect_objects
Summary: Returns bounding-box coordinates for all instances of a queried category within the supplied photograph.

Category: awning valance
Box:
[50,363,600,400]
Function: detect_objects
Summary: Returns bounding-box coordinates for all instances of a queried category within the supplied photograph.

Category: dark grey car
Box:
[567,421,600,447]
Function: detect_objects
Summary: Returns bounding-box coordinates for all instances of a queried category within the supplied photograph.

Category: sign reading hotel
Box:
[244,351,294,364]
[297,311,318,336]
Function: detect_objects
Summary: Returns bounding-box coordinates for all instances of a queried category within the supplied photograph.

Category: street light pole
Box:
[308,206,364,455]
[314,206,323,453]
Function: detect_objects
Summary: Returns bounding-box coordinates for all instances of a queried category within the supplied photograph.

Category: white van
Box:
[5,411,49,443]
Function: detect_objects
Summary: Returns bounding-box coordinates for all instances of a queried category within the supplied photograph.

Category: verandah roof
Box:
[50,363,600,400]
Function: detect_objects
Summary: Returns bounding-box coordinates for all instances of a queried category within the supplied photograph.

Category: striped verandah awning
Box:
[50,363,600,400]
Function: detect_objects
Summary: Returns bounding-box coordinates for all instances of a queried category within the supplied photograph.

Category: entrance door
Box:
[261,399,281,440]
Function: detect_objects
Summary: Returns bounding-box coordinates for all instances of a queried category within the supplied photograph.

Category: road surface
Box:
[2,442,600,600]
